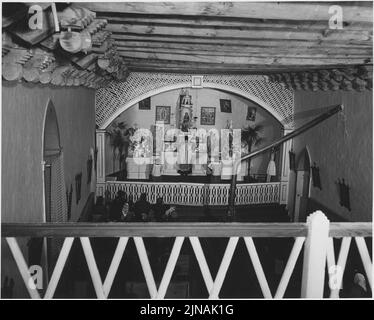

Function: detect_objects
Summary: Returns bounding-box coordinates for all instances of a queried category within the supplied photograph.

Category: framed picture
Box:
[200,107,216,125]
[220,99,232,113]
[155,106,171,124]
[139,97,151,110]
[246,106,257,121]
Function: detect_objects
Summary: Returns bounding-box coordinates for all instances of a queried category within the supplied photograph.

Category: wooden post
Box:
[301,211,330,298]
[96,130,106,197]
[280,129,292,205]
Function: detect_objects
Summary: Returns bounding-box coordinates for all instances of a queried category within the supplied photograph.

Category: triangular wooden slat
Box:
[243,237,272,298]
[209,237,239,299]
[133,237,158,298]
[5,237,41,299]
[355,237,372,289]
[274,237,305,298]
[189,236,214,292]
[44,237,74,299]
[102,237,129,297]
[156,237,185,299]
[80,237,106,298]
[326,237,352,298]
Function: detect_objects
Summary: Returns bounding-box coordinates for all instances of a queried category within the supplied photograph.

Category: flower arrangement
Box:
[128,127,152,158]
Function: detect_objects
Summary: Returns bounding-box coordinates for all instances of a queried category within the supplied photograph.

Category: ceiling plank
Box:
[115,41,372,57]
[123,58,370,74]
[78,2,373,23]
[119,51,370,66]
[105,24,372,42]
[111,34,372,48]
[98,15,373,32]
[117,47,370,59]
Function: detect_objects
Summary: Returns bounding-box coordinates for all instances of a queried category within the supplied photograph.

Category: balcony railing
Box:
[105,181,281,206]
[2,211,372,299]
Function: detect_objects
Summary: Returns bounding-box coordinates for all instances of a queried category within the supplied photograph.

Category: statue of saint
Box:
[181,112,190,132]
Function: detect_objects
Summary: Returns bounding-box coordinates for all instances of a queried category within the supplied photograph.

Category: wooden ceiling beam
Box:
[105,24,372,42]
[111,34,372,48]
[124,59,374,79]
[118,51,370,66]
[98,15,373,32]
[115,42,371,57]
[124,63,307,74]
[122,56,371,72]
[118,47,370,60]
[78,2,373,23]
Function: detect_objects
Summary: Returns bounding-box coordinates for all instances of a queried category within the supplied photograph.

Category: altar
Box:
[123,88,246,181]
[125,127,247,181]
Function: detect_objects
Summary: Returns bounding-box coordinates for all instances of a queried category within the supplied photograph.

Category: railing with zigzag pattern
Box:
[105,181,280,206]
[1,211,372,299]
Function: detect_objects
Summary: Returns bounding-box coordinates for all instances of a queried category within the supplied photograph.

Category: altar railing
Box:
[105,181,280,206]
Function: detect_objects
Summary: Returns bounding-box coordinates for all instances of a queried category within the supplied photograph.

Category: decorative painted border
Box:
[96,73,294,129]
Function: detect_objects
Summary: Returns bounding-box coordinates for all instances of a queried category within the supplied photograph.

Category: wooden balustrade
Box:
[2,211,372,299]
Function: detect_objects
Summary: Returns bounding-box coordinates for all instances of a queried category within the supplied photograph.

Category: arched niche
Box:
[43,100,61,158]
[100,83,286,130]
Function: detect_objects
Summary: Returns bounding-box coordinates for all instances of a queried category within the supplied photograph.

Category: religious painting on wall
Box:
[66,184,73,221]
[139,97,151,110]
[200,107,216,125]
[155,106,171,124]
[75,173,82,204]
[246,106,257,121]
[220,99,232,113]
[87,154,93,184]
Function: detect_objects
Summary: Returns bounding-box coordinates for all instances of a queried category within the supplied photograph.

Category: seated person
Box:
[92,196,107,222]
[140,212,149,222]
[109,190,127,221]
[147,210,159,222]
[134,193,151,221]
[152,197,169,221]
[348,272,369,298]
[162,206,178,222]
[121,201,130,221]
[120,193,138,222]
[127,194,135,210]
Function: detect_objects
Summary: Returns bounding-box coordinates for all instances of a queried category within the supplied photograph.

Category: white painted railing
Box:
[2,211,372,299]
[105,181,280,206]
